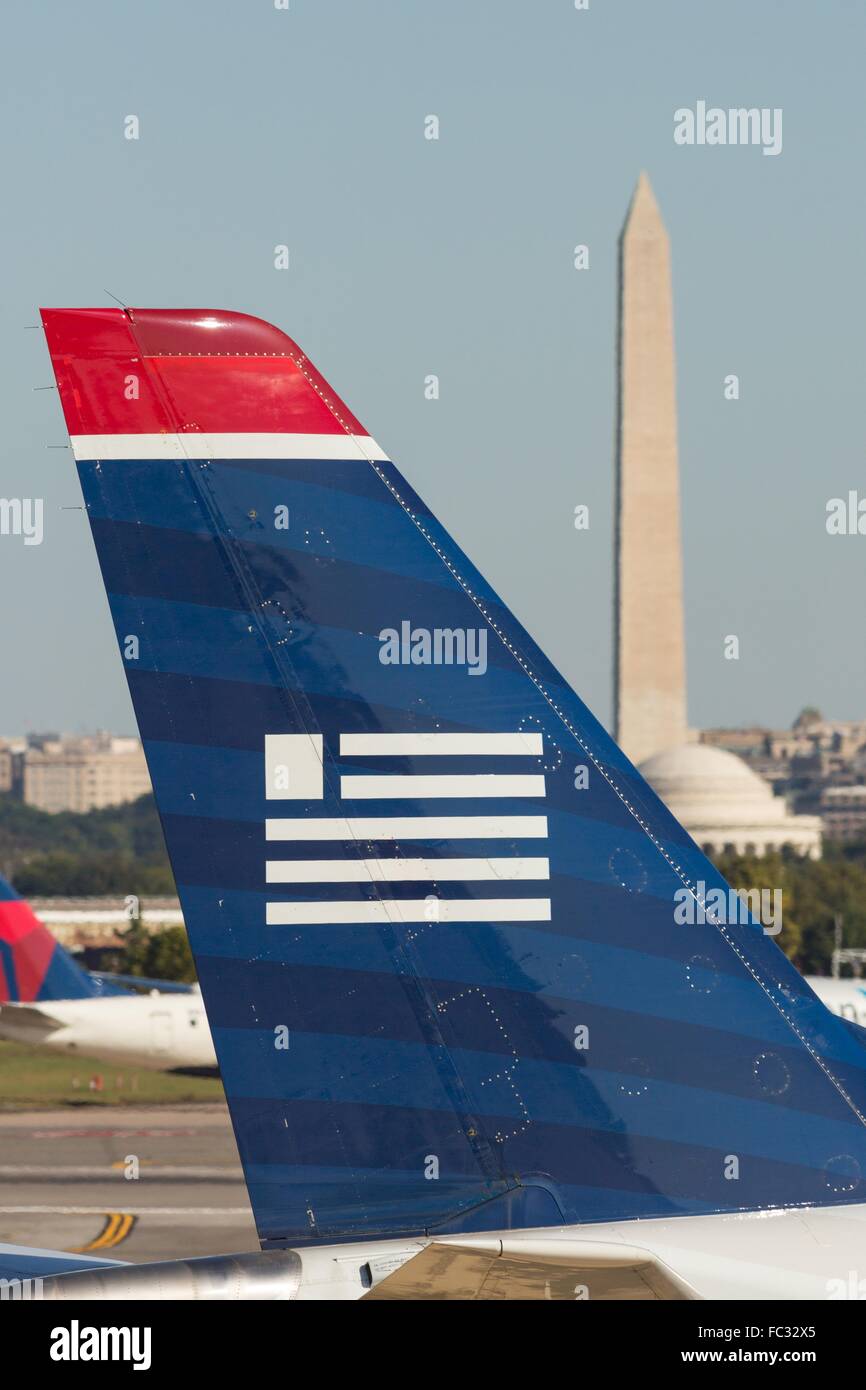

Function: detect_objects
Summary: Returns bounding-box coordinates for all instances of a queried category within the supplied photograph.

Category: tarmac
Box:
[0,1105,258,1262]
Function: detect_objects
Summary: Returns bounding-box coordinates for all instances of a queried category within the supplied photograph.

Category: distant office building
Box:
[701,717,866,842]
[29,897,183,950]
[0,741,14,795]
[21,733,151,813]
[818,786,866,842]
[701,727,775,757]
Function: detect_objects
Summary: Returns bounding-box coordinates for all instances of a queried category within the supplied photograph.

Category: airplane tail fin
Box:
[0,874,106,1002]
[40,306,866,1247]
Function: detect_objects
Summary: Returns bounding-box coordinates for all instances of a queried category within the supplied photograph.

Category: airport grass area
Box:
[0,1041,223,1108]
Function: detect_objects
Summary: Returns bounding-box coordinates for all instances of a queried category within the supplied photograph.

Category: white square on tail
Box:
[265,734,324,800]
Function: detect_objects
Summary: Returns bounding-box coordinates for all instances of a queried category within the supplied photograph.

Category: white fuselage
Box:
[291,1203,866,1301]
[806,976,866,1029]
[15,1202,866,1300]
[0,990,217,1071]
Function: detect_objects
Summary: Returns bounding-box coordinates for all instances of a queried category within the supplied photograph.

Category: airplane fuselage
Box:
[806,976,866,1030]
[0,990,217,1071]
[21,1202,866,1300]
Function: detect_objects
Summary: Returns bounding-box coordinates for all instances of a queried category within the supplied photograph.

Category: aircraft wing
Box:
[0,1002,64,1037]
[363,1235,699,1301]
[0,1243,126,1283]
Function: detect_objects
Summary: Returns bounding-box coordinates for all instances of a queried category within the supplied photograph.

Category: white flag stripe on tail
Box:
[265,815,549,841]
[265,856,550,884]
[340,774,546,800]
[266,898,552,926]
[339,732,543,756]
[70,432,388,462]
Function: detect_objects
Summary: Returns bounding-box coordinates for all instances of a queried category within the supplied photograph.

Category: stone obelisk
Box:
[614,173,688,765]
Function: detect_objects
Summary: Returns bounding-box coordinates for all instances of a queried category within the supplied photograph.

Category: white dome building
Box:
[639,744,822,859]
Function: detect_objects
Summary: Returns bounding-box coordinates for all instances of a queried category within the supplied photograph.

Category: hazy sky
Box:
[0,0,863,738]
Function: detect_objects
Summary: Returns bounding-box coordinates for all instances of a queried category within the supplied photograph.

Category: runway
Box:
[0,1105,258,1261]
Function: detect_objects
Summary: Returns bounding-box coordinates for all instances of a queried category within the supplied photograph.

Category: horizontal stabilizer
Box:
[364,1234,698,1300]
[0,1243,124,1283]
[0,1002,64,1037]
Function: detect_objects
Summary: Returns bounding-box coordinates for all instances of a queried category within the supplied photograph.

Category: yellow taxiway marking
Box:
[72,1211,137,1253]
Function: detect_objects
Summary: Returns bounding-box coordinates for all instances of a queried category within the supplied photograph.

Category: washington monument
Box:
[614,173,688,765]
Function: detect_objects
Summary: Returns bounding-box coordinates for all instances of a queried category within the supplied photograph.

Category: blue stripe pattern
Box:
[76,451,866,1246]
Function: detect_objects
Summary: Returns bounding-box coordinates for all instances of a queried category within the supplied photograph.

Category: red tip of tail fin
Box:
[39,307,369,439]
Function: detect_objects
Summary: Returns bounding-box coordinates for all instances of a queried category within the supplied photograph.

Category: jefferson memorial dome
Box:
[639,743,822,860]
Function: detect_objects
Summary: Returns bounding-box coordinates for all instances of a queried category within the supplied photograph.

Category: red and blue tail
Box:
[40,306,866,1249]
[0,874,104,1002]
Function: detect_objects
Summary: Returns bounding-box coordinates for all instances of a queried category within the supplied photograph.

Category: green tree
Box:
[119,923,196,983]
[713,850,803,963]
[712,848,866,973]
[14,850,174,897]
[0,792,173,892]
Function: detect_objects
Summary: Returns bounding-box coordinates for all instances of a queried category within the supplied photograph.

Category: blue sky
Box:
[0,0,863,735]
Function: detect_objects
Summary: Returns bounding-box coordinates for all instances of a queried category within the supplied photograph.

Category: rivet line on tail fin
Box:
[436,987,529,1142]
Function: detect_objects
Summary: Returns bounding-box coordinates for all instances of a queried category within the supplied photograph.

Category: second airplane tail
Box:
[0,874,107,1002]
